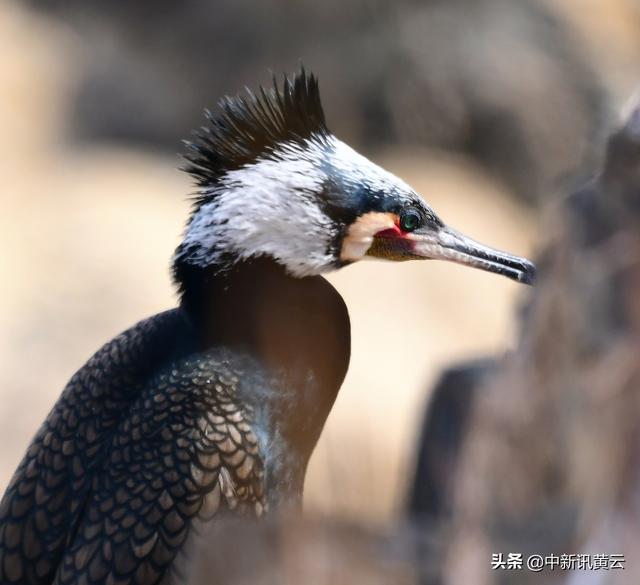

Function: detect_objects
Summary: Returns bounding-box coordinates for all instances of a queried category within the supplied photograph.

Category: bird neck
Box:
[175,257,351,489]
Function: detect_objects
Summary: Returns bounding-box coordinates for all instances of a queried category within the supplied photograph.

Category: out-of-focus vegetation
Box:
[1,3,639,574]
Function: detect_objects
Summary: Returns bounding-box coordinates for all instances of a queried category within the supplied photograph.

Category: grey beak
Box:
[411,225,536,285]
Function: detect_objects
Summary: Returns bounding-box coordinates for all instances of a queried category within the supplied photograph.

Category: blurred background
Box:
[0,0,639,543]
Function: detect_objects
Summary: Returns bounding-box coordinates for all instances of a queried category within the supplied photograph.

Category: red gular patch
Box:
[374,225,404,239]
[367,218,418,261]
[341,212,421,262]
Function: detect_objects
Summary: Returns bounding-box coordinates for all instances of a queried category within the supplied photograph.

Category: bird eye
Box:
[399,208,421,232]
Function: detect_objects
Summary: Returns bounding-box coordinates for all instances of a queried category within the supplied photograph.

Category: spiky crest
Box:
[183,68,329,195]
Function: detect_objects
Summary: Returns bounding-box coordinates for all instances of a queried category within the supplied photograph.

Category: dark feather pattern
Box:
[0,309,269,585]
[183,68,329,190]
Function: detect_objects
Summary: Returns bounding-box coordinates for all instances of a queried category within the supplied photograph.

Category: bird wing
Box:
[52,360,266,585]
[0,309,267,585]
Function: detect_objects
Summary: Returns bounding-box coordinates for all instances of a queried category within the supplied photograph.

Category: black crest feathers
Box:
[183,69,329,187]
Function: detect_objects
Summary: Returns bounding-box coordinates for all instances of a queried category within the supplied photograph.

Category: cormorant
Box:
[0,69,535,585]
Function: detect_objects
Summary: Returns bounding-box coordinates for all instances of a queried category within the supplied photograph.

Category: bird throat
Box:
[177,257,351,487]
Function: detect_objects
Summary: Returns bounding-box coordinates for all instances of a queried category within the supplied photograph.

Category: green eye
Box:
[400,209,421,232]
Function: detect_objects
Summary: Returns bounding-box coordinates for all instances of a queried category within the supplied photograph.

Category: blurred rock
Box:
[28,0,613,203]
[408,359,495,523]
[443,95,640,584]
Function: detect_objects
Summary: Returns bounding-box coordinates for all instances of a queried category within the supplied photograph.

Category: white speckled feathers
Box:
[178,135,417,276]
[176,70,423,277]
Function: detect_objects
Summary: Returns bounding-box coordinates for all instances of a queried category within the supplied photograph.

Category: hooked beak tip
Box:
[505,258,538,286]
[516,260,536,285]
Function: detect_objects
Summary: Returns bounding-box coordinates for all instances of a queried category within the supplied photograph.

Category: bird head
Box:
[174,69,535,285]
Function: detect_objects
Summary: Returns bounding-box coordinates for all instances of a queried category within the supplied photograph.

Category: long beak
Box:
[410,225,536,285]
